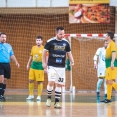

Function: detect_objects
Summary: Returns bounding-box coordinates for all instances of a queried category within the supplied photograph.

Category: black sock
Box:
[47,89,53,99]
[55,98,59,104]
[0,83,3,96]
[2,84,6,96]
[48,95,51,99]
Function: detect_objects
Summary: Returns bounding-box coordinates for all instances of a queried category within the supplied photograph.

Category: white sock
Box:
[55,87,61,101]
[96,79,103,92]
[47,85,53,98]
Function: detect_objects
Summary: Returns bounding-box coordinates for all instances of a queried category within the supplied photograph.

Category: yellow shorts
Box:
[105,67,117,80]
[29,68,44,81]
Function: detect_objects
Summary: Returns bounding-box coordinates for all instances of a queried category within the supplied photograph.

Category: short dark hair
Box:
[107,32,114,40]
[0,32,6,36]
[36,36,43,40]
[56,26,64,33]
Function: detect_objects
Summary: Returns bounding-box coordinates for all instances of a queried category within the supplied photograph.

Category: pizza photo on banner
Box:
[69,0,110,23]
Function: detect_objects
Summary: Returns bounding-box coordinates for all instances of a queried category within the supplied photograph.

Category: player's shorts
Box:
[105,67,117,80]
[97,66,106,78]
[0,63,11,79]
[29,68,44,81]
[47,66,65,85]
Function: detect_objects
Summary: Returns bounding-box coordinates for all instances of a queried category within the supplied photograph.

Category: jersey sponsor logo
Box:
[54,45,65,51]
[102,55,105,61]
[50,73,56,79]
[52,54,65,58]
[63,43,66,46]
[56,58,62,63]
[34,54,38,59]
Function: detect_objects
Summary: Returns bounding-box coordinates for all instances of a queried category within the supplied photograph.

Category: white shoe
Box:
[36,96,41,100]
[46,99,51,107]
[54,102,61,109]
[26,95,34,100]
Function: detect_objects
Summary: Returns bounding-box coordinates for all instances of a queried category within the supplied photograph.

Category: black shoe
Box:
[100,99,105,102]
[96,92,100,97]
[104,99,111,103]
[0,96,6,102]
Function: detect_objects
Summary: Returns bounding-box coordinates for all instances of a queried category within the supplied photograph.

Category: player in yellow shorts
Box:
[101,32,117,103]
[26,36,48,101]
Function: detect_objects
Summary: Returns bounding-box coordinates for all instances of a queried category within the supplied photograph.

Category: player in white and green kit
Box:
[93,41,108,97]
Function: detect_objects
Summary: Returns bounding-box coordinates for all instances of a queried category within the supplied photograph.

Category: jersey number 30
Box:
[58,78,64,82]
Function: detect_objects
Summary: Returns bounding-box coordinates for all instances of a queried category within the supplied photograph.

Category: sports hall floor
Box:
[0,90,117,117]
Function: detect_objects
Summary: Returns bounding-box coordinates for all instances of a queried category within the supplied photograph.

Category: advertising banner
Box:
[69,0,110,23]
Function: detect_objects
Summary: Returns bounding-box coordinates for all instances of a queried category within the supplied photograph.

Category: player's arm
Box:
[26,56,32,70]
[67,52,74,66]
[10,55,20,68]
[46,52,49,65]
[42,49,48,73]
[10,45,20,68]
[93,48,100,69]
[111,43,117,70]
[93,54,98,69]
[111,52,116,70]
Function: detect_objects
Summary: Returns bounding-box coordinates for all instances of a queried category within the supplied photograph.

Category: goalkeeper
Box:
[93,41,108,97]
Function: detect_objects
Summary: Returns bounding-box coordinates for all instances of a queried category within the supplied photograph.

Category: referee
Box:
[0,32,20,101]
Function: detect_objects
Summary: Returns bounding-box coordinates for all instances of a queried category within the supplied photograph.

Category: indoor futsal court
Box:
[0,0,117,117]
[1,90,117,117]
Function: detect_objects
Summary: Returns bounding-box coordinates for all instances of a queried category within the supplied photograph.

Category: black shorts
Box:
[0,63,11,79]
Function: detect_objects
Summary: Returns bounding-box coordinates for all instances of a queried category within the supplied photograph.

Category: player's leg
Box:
[104,81,112,103]
[46,81,54,107]
[2,79,6,97]
[104,68,116,103]
[26,80,34,99]
[54,67,65,109]
[0,75,4,101]
[26,68,35,100]
[112,82,117,90]
[96,78,103,97]
[0,63,4,100]
[37,81,43,100]
[35,69,44,101]
[96,66,105,97]
[1,63,11,101]
[1,78,7,101]
[111,68,117,90]
[104,78,107,97]
[54,83,62,109]
[46,66,55,107]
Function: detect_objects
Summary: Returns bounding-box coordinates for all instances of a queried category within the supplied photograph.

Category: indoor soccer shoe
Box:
[54,102,61,109]
[26,95,34,100]
[0,96,6,102]
[104,99,112,103]
[100,99,111,103]
[46,99,51,107]
[36,96,41,100]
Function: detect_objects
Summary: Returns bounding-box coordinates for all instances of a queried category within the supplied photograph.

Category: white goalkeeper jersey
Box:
[94,47,106,77]
[95,47,106,67]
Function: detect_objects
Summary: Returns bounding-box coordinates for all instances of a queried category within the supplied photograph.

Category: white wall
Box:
[51,0,68,7]
[0,0,69,7]
[37,0,50,7]
[7,0,36,7]
[0,0,6,7]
